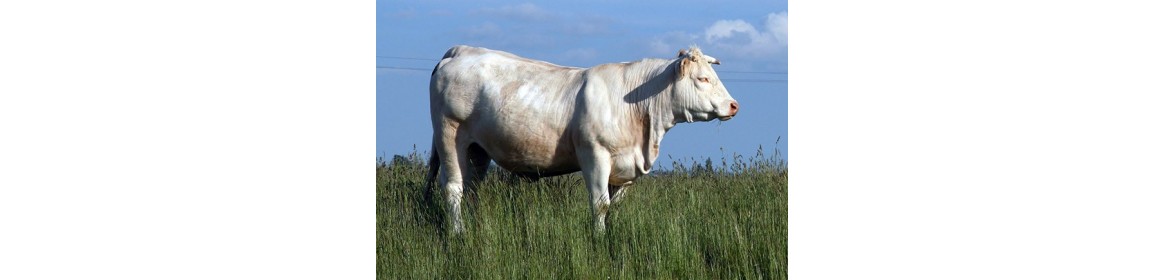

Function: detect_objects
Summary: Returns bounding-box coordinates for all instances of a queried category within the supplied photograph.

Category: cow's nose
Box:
[729,101,739,116]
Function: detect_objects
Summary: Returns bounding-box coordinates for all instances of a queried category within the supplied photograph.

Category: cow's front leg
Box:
[579,148,613,232]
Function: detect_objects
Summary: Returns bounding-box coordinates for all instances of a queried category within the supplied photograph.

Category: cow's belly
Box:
[469,122,578,176]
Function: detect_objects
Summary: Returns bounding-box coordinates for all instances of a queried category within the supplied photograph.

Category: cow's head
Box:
[672,47,739,122]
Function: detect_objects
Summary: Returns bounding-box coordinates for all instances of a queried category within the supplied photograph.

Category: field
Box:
[377,147,787,279]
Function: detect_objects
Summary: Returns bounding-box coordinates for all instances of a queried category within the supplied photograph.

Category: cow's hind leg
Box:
[436,121,475,234]
[605,182,633,225]
[609,182,633,204]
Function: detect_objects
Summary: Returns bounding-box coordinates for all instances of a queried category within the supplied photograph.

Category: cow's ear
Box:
[676,55,691,80]
[677,49,688,58]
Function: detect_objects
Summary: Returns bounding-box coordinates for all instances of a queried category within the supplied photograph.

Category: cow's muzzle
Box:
[719,101,739,121]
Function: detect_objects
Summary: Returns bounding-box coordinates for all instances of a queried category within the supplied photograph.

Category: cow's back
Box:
[430,45,586,176]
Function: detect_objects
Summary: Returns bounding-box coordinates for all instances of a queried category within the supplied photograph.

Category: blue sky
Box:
[377,0,788,167]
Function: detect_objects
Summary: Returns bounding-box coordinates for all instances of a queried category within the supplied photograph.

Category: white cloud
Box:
[649,12,788,60]
[703,11,788,58]
[766,12,789,47]
[705,20,759,42]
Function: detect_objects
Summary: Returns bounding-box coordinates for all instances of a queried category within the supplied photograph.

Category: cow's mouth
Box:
[717,115,734,121]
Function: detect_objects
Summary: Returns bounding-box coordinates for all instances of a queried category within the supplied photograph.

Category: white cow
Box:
[426,45,738,233]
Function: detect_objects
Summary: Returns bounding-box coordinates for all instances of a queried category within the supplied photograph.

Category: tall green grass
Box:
[377,146,787,279]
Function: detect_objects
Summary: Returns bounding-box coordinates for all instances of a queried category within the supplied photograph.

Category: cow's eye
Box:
[697,77,710,83]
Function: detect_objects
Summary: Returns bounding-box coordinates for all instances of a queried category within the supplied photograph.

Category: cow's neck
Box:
[622,60,680,174]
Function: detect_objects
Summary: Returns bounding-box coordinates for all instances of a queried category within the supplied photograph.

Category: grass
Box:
[377,146,787,279]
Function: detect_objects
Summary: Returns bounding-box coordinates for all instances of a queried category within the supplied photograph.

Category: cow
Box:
[425,45,738,233]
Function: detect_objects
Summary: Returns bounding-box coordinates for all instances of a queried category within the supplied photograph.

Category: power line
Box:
[377,66,430,71]
[717,70,787,74]
[376,56,436,61]
[721,79,787,83]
